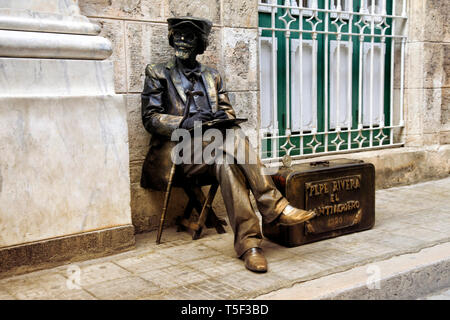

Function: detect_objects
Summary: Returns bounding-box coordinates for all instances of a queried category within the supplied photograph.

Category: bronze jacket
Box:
[140,57,236,190]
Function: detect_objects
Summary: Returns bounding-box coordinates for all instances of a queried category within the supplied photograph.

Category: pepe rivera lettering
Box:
[306,175,362,217]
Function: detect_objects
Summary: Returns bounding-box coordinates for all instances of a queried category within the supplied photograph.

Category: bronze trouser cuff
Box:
[265,197,290,223]
[237,239,263,259]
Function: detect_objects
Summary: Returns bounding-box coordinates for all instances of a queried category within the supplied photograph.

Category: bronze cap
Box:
[167,16,213,35]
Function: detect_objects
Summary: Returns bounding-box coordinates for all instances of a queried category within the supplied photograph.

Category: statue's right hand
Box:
[181,117,195,129]
[181,111,213,129]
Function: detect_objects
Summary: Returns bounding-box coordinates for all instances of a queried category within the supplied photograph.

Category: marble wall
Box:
[0,95,131,247]
[0,0,133,249]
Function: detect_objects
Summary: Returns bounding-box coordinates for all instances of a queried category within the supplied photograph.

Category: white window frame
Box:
[290,39,317,132]
[362,0,386,23]
[290,0,318,17]
[330,0,352,19]
[259,36,278,132]
[362,42,386,127]
[329,40,353,129]
[362,0,386,14]
[258,0,278,13]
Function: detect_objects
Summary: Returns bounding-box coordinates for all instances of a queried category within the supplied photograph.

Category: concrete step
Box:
[255,242,450,300]
[419,286,450,300]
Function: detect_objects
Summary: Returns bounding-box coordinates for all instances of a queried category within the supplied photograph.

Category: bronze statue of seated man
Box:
[141,16,316,273]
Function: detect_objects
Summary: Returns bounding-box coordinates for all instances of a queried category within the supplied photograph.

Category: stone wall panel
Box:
[222,27,258,91]
[442,88,450,126]
[167,0,221,25]
[423,43,445,89]
[444,45,450,88]
[227,90,259,147]
[126,94,150,162]
[404,42,424,89]
[149,23,173,65]
[222,0,258,28]
[197,27,222,73]
[130,183,188,233]
[407,0,425,41]
[422,133,440,146]
[422,89,442,135]
[440,131,450,145]
[126,22,173,93]
[440,88,450,145]
[125,22,153,93]
[79,0,166,21]
[129,160,144,185]
[393,44,402,89]
[423,0,450,43]
[404,89,424,136]
[95,18,127,93]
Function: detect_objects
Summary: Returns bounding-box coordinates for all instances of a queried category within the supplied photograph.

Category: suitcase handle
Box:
[310,160,330,167]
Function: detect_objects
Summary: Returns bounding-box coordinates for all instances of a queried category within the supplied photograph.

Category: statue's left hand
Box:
[213,110,228,120]
[198,110,214,121]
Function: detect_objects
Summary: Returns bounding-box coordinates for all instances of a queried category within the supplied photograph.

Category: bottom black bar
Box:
[0,300,445,319]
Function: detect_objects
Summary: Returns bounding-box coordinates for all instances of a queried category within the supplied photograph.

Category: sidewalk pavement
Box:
[0,177,449,300]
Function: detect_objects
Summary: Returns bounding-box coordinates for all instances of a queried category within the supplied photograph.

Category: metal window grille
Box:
[258,0,408,163]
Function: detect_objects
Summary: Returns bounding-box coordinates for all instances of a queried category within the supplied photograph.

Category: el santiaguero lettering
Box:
[314,200,360,216]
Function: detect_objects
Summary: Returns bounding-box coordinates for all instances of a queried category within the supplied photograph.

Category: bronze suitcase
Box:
[263,159,375,247]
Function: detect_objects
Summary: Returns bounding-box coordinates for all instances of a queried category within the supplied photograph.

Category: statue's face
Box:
[172,28,199,60]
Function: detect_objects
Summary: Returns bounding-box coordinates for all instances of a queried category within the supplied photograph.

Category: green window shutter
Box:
[258,0,402,161]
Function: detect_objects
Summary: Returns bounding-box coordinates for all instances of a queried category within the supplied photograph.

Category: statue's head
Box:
[167,16,212,60]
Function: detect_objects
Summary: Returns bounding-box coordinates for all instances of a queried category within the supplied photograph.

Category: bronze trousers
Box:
[181,126,289,257]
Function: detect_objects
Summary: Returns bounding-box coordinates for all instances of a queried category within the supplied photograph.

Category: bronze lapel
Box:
[201,65,218,113]
[167,59,187,105]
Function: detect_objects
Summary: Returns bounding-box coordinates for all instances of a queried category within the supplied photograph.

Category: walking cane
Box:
[156,88,198,244]
[156,162,177,244]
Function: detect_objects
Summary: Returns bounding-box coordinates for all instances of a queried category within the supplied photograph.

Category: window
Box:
[363,0,386,14]
[329,40,352,129]
[331,0,349,10]
[362,0,386,23]
[330,0,351,19]
[290,0,318,16]
[362,42,385,126]
[258,0,408,161]
[259,37,278,132]
[258,0,278,13]
[290,39,317,131]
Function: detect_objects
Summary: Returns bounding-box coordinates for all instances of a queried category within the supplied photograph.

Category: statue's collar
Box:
[166,57,206,72]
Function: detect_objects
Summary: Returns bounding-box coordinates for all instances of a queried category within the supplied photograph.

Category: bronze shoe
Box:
[277,204,317,226]
[241,248,267,273]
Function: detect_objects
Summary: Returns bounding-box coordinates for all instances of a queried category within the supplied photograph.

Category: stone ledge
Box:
[0,225,135,279]
[0,8,101,35]
[0,29,112,60]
